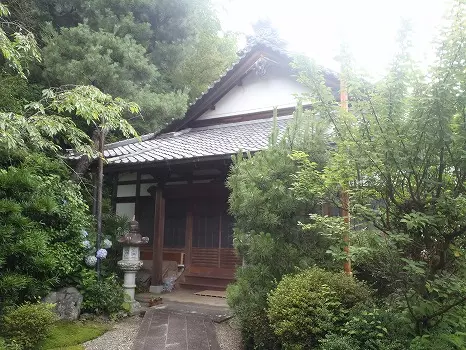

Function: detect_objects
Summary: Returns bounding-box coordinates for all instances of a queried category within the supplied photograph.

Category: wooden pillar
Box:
[148,185,165,290]
[185,203,193,269]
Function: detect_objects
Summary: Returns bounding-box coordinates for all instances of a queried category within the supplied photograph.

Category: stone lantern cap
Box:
[118,218,149,246]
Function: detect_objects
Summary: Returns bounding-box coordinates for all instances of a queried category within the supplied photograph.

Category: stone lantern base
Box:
[117,259,144,314]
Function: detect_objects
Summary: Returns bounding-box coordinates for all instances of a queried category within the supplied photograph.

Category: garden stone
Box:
[44,287,83,320]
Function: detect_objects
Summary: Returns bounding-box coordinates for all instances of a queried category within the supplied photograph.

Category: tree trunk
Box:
[72,128,100,182]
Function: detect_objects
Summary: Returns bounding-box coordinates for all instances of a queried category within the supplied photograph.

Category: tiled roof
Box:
[105,116,292,165]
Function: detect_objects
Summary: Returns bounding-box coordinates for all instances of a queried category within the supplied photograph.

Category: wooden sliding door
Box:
[190,198,240,270]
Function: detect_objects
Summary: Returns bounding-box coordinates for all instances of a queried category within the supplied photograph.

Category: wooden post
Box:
[340,78,352,276]
[185,204,193,269]
[148,185,165,291]
[96,128,104,281]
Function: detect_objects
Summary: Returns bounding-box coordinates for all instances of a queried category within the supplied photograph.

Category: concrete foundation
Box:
[149,285,164,294]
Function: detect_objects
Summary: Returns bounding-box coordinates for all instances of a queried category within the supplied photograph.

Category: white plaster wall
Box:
[118,172,137,181]
[117,184,137,197]
[198,68,309,120]
[116,203,135,220]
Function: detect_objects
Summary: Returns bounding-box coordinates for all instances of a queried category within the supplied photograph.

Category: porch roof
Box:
[104,115,292,165]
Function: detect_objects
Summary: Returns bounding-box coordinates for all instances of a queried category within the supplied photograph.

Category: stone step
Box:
[133,302,229,350]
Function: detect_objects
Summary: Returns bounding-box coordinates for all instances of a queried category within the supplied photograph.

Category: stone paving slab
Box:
[133,303,224,350]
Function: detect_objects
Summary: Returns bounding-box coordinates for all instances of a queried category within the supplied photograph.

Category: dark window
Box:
[193,214,220,248]
[192,199,234,248]
[221,214,234,248]
[164,199,187,248]
[138,197,154,241]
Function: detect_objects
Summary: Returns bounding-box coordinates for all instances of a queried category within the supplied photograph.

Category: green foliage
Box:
[166,29,238,100]
[0,4,40,78]
[290,0,466,343]
[226,108,340,349]
[79,270,125,315]
[98,212,130,278]
[41,321,111,349]
[1,303,57,350]
[318,334,360,350]
[34,0,237,132]
[409,333,466,350]
[1,83,139,157]
[0,74,42,113]
[267,267,371,349]
[341,306,411,349]
[0,152,92,310]
[41,23,184,132]
[227,262,281,349]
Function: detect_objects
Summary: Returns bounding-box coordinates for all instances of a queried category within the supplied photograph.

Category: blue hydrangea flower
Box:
[96,248,108,259]
[102,239,112,249]
[82,240,91,249]
[81,229,88,238]
[85,255,97,267]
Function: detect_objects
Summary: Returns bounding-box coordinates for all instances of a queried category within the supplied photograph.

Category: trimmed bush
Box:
[79,271,125,315]
[2,303,57,349]
[267,267,371,349]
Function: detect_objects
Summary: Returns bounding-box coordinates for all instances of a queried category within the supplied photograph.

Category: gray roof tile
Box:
[104,116,292,165]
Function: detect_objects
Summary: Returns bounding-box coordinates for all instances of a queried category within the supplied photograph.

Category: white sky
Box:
[214,0,450,77]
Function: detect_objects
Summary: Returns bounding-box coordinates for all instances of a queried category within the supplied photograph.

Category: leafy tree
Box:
[165,27,238,100]
[42,23,187,133]
[0,3,40,77]
[36,0,237,132]
[246,19,287,49]
[226,108,336,349]
[291,1,466,345]
[0,73,42,113]
[0,4,138,313]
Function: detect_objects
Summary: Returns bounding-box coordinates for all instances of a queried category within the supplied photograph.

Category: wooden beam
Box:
[149,185,165,286]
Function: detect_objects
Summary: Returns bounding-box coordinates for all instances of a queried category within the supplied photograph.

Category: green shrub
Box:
[1,303,57,349]
[267,267,371,349]
[227,264,281,349]
[318,334,361,350]
[0,152,92,311]
[342,307,411,350]
[79,271,125,315]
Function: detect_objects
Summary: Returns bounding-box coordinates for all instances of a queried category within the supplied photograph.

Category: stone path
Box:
[133,302,231,350]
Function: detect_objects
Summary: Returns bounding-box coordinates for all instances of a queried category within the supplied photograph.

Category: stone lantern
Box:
[117,218,149,313]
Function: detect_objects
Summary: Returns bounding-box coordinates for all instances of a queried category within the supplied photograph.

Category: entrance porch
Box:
[111,163,242,291]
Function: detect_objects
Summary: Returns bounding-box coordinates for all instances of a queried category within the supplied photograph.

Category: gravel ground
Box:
[84,316,142,350]
[214,318,243,350]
